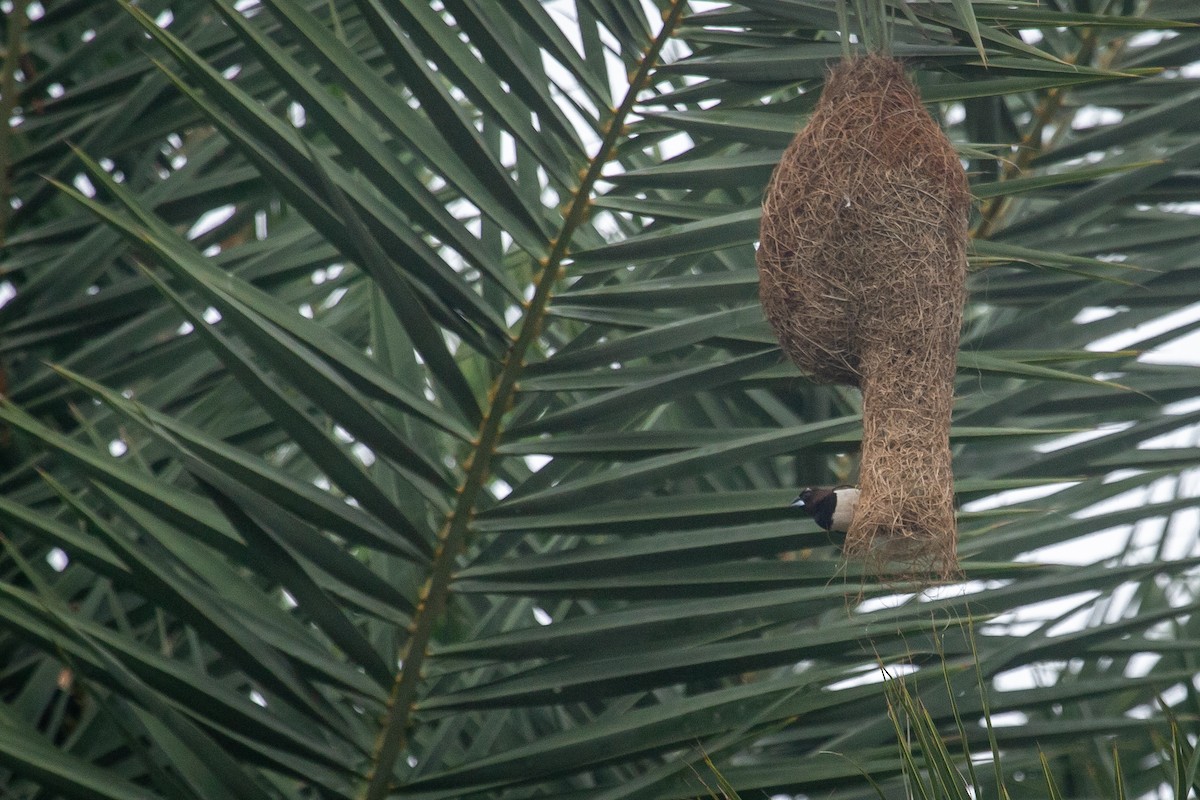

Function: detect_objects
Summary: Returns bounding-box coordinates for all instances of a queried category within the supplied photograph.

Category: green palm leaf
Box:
[1,2,1199,799]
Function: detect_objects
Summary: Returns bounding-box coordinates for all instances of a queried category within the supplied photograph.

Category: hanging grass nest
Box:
[757,55,970,577]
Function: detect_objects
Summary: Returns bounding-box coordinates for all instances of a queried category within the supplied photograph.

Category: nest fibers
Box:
[758,55,969,577]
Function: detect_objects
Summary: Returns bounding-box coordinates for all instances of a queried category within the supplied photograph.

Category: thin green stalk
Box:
[935,621,981,794]
[1039,750,1065,800]
[358,4,690,798]
[0,5,26,247]
[837,0,851,59]
[968,614,1011,800]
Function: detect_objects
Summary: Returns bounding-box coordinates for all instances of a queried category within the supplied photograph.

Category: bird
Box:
[791,486,860,532]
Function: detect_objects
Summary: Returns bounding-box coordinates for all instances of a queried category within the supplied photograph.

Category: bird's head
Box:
[791,487,830,510]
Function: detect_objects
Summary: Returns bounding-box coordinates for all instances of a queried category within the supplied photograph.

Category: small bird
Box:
[791,486,860,532]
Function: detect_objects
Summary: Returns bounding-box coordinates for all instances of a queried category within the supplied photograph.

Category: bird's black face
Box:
[791,488,817,509]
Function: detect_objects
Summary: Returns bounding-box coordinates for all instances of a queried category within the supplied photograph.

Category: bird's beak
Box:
[790,496,806,508]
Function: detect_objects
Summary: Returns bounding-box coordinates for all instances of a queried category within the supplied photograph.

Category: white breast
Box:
[830,489,860,532]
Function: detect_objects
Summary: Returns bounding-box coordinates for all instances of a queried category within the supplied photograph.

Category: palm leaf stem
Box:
[358,3,692,798]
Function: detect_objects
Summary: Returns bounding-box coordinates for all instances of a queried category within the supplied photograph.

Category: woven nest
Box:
[757,55,969,578]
